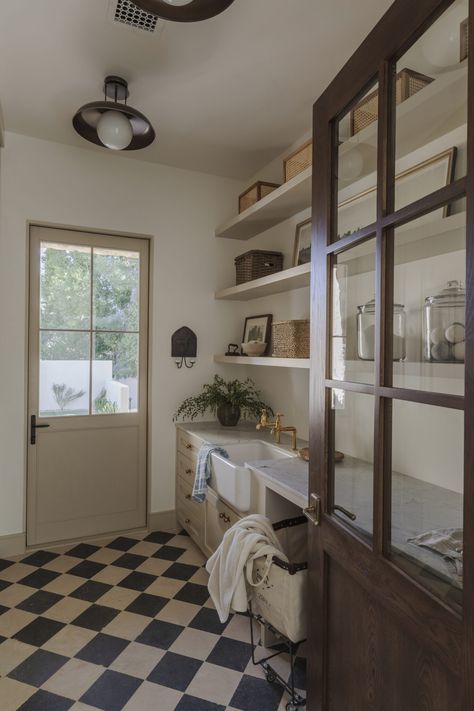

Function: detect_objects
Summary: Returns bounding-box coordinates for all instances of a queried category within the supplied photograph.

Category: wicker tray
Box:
[283,139,312,182]
[239,181,280,213]
[272,319,310,358]
[350,68,433,135]
[235,250,283,285]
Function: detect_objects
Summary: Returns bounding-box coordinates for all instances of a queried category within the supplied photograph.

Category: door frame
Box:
[25,220,154,547]
[309,0,473,707]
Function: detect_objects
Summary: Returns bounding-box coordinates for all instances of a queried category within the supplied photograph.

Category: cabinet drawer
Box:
[176,451,196,485]
[177,497,204,541]
[177,430,201,458]
[176,474,197,508]
[205,489,241,554]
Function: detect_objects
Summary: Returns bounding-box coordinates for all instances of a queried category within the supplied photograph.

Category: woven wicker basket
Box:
[272,320,310,358]
[283,139,312,182]
[239,181,280,213]
[461,18,469,61]
[235,250,283,285]
[350,68,433,135]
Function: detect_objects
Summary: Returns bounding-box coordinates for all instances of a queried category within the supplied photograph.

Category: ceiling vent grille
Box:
[113,0,158,32]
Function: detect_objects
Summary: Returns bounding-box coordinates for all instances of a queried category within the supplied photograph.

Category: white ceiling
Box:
[0,0,393,178]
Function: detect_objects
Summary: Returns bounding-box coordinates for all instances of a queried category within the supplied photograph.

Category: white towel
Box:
[205,514,287,623]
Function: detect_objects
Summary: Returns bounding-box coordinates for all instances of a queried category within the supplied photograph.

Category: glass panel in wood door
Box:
[394,0,467,210]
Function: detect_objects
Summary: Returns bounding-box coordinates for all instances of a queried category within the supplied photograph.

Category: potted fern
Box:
[173,375,273,427]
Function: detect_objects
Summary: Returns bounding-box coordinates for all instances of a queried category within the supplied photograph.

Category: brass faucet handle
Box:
[275,412,284,426]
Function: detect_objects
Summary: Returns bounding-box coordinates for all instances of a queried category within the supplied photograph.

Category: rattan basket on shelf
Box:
[283,139,312,182]
[238,181,280,213]
[235,250,283,285]
[272,320,310,358]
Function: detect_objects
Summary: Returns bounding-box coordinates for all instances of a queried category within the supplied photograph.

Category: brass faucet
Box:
[256,409,297,450]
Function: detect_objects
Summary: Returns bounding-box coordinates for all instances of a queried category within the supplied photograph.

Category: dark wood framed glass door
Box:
[308,0,473,708]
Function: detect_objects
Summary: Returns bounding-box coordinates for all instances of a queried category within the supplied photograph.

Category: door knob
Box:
[30,415,50,445]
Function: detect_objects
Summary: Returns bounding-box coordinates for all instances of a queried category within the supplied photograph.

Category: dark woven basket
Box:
[235,250,283,285]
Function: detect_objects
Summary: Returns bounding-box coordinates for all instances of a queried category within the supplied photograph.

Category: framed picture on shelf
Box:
[242,314,272,355]
[292,218,312,266]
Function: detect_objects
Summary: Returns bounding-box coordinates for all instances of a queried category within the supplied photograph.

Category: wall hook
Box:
[172,327,197,369]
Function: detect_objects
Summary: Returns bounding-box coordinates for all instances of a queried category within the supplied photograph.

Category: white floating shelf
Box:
[215,263,311,301]
[214,355,310,369]
[215,167,312,241]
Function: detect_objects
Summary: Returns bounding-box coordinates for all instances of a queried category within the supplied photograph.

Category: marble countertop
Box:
[176,420,308,452]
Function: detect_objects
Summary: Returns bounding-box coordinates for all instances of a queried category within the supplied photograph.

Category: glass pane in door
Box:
[392,198,465,394]
[331,237,376,384]
[39,331,90,417]
[395,0,467,210]
[93,248,140,331]
[92,333,139,414]
[391,400,463,609]
[40,242,91,329]
[336,81,379,241]
[331,389,374,539]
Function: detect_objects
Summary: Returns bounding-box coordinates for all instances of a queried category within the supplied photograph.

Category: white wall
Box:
[0,131,249,536]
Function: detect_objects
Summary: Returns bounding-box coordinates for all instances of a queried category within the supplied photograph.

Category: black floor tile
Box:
[162,563,199,581]
[19,568,60,589]
[152,545,186,561]
[148,651,201,691]
[21,550,59,568]
[189,608,231,636]
[106,537,137,552]
[144,531,175,544]
[9,649,68,687]
[207,638,253,673]
[0,579,11,591]
[136,619,184,650]
[175,696,225,711]
[125,592,168,617]
[0,558,14,572]
[80,669,141,711]
[111,553,147,570]
[293,656,307,690]
[70,580,112,602]
[174,582,209,606]
[230,674,284,711]
[13,616,65,647]
[71,604,120,631]
[76,632,129,667]
[16,590,63,615]
[118,571,157,592]
[66,543,100,559]
[0,605,7,616]
[68,560,105,579]
[18,689,74,711]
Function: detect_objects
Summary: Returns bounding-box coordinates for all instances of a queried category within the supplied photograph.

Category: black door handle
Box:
[30,415,50,445]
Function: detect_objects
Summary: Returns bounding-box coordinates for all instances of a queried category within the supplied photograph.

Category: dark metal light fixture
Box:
[132,0,235,23]
[73,76,155,151]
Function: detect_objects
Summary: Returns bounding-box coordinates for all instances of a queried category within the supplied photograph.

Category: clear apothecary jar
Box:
[424,280,465,363]
[357,298,406,361]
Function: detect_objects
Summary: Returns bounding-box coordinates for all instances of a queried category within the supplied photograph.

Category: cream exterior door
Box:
[27,226,149,546]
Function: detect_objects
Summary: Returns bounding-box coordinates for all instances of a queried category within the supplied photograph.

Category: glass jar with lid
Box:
[357,297,406,361]
[424,280,465,363]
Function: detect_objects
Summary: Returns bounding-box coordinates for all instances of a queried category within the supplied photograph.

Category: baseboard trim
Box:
[149,509,179,533]
[0,532,26,558]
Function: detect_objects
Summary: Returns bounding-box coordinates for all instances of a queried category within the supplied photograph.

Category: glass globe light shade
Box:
[97,110,133,150]
[421,5,465,69]
[339,147,364,182]
[163,0,194,3]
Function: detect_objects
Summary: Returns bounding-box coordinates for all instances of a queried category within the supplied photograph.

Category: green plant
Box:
[94,387,119,414]
[52,383,86,411]
[173,375,273,422]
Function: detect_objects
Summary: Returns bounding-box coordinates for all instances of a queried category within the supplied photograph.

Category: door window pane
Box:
[336,81,378,241]
[92,333,139,413]
[40,331,90,417]
[331,389,374,539]
[393,198,465,393]
[331,237,376,384]
[40,243,91,329]
[395,0,467,210]
[93,248,140,331]
[391,400,463,609]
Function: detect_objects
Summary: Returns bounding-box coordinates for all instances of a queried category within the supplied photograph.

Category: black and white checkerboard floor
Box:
[0,530,306,710]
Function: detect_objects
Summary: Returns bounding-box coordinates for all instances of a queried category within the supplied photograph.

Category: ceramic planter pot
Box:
[216,403,241,427]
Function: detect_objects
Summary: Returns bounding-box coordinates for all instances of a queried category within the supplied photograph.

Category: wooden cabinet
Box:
[204,487,241,555]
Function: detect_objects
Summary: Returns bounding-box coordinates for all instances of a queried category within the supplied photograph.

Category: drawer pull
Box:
[185,468,193,475]
[186,443,193,450]
[185,518,191,524]
[185,494,192,500]
[219,512,231,524]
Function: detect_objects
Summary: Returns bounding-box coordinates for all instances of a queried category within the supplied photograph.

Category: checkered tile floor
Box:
[0,530,306,710]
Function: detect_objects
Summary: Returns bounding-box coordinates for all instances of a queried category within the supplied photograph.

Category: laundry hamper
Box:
[248,516,308,710]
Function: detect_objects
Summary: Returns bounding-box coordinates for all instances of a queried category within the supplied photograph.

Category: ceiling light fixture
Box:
[131,0,235,23]
[73,76,155,151]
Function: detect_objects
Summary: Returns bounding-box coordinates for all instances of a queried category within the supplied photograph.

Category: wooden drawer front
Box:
[177,430,201,458]
[177,497,204,541]
[177,451,196,486]
[205,491,241,554]
[176,475,197,509]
